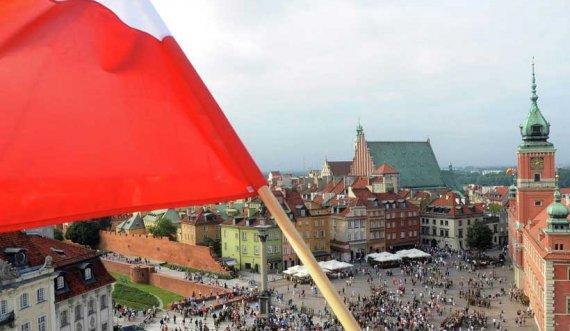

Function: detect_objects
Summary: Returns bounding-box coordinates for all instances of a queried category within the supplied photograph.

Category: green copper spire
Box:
[520,58,551,144]
[356,119,363,136]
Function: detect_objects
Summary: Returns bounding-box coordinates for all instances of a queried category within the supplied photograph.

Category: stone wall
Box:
[102,260,229,302]
[149,273,230,298]
[98,231,228,274]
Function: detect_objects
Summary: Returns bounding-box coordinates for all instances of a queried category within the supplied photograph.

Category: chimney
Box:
[232,218,236,226]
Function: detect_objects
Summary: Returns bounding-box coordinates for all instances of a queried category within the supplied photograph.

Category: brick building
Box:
[507,65,570,331]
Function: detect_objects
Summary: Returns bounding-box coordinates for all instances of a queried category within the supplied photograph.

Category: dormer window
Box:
[79,263,96,284]
[4,248,28,267]
[56,275,65,290]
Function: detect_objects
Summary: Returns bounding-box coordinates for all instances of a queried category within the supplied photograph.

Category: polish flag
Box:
[0,0,266,231]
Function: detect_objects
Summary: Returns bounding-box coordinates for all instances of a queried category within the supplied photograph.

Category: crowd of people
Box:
[113,246,532,330]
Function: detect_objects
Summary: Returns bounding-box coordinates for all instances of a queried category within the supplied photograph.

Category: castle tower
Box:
[516,60,556,223]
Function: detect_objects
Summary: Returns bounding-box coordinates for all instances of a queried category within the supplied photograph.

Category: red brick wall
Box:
[102,259,133,275]
[103,260,230,301]
[98,231,228,274]
[149,273,230,298]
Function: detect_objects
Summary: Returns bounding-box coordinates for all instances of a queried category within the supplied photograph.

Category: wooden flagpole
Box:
[258,185,361,331]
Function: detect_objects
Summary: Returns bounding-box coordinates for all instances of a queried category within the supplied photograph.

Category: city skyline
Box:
[151,0,570,171]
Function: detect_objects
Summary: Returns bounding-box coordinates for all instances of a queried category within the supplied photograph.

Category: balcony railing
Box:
[0,311,15,326]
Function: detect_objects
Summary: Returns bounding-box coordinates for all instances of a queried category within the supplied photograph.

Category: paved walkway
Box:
[114,251,539,330]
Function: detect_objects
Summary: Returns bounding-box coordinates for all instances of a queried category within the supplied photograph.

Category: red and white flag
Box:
[0,0,266,231]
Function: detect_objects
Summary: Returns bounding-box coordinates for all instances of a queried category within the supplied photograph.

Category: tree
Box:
[93,216,112,230]
[485,204,503,213]
[202,237,221,257]
[53,227,64,241]
[466,221,493,252]
[147,216,177,239]
[65,221,101,247]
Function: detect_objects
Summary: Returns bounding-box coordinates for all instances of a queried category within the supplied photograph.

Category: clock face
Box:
[530,157,544,170]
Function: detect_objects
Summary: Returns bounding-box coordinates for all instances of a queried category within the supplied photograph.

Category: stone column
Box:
[256,225,272,318]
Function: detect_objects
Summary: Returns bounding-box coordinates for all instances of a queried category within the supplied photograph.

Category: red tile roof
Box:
[374,163,398,175]
[282,189,308,218]
[425,191,482,217]
[327,161,352,176]
[351,177,369,189]
[181,208,224,226]
[0,232,114,302]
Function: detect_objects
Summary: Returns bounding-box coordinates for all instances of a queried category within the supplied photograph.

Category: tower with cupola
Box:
[516,61,556,223]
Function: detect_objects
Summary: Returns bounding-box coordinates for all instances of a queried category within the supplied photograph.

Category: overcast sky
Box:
[151,0,570,172]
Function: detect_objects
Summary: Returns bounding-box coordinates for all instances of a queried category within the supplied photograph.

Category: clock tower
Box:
[516,61,556,228]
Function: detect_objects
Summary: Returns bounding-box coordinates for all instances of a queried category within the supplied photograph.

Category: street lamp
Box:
[256,224,272,318]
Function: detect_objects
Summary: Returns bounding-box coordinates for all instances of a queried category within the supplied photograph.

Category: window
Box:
[305,231,310,238]
[321,219,325,226]
[348,222,352,229]
[314,231,318,238]
[468,220,471,226]
[223,230,227,238]
[234,232,238,239]
[21,322,30,331]
[242,245,247,254]
[458,220,462,227]
[88,299,95,314]
[242,232,247,241]
[38,316,47,331]
[360,220,365,227]
[84,267,92,281]
[235,245,239,252]
[458,229,463,238]
[314,220,318,227]
[100,295,107,309]
[535,200,543,206]
[61,310,69,327]
[56,275,65,290]
[534,173,541,182]
[20,293,29,310]
[1,300,7,315]
[275,245,280,253]
[321,230,325,238]
[268,245,273,254]
[75,305,83,321]
[567,297,570,314]
[440,220,443,226]
[445,221,448,226]
[36,288,45,303]
[400,232,405,238]
[102,323,108,331]
[408,231,413,237]
[254,246,259,255]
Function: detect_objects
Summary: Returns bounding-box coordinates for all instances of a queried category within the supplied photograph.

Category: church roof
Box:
[440,170,460,191]
[326,161,352,176]
[366,141,445,188]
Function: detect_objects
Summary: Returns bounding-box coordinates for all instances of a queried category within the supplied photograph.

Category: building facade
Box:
[507,65,570,331]
[220,217,282,272]
[0,231,114,331]
[179,208,223,245]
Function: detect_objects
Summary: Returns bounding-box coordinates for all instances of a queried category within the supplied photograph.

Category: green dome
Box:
[520,62,550,142]
[508,184,516,197]
[547,202,569,219]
